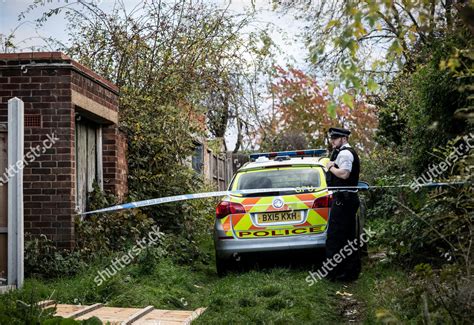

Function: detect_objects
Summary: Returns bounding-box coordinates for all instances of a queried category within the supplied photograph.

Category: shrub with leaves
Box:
[0,288,103,324]
[376,137,473,268]
[0,289,55,324]
[24,234,86,279]
[368,138,473,324]
[75,183,157,255]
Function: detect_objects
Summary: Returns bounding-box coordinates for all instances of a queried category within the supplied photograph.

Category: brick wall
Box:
[71,69,118,112]
[0,52,126,249]
[103,126,128,200]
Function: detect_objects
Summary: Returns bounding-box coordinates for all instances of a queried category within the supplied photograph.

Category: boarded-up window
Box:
[75,118,103,212]
[0,128,7,281]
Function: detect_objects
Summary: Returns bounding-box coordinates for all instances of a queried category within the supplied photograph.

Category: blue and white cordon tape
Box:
[81,187,295,216]
[81,181,470,216]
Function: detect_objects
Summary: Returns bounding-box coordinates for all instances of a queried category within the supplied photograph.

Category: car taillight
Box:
[312,195,333,208]
[216,201,246,219]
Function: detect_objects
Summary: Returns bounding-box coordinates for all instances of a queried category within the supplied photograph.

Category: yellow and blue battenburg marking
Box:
[218,191,331,239]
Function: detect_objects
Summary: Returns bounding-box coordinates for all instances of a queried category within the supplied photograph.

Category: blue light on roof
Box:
[249,149,327,161]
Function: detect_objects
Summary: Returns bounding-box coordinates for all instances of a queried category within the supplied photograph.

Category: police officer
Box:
[325,127,361,281]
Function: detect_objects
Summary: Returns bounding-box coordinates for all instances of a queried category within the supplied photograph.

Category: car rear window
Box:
[234,167,321,190]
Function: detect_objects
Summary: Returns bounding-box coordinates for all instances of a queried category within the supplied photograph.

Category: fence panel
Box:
[206,152,233,191]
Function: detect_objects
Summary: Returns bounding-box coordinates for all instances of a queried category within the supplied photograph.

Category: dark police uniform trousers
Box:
[326,192,361,280]
[326,146,361,280]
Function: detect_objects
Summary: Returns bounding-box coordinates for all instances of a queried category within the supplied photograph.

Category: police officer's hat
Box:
[328,127,351,139]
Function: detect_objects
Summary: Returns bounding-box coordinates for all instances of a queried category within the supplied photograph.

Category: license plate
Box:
[257,211,302,224]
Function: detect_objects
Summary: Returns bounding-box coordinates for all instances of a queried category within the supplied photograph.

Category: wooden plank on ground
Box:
[43,302,206,324]
[122,305,154,324]
[183,308,207,324]
[54,304,86,317]
[132,308,206,325]
[64,303,103,319]
[37,300,55,308]
[75,306,141,323]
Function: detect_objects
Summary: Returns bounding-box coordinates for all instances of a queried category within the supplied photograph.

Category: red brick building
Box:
[0,52,128,249]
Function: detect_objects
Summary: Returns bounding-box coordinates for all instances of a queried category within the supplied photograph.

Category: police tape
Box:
[296,181,469,192]
[81,181,470,216]
[81,187,295,216]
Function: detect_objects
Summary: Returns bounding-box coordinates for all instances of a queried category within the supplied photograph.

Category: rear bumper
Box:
[214,232,326,259]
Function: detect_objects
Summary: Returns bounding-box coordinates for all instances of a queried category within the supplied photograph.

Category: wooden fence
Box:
[206,151,233,191]
[195,148,249,191]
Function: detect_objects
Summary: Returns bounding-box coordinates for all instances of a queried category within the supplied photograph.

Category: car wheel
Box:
[216,256,232,277]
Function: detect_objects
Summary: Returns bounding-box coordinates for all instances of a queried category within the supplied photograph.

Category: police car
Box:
[213,149,366,275]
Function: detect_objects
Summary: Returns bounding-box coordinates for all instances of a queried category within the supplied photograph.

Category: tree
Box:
[16,0,272,231]
[274,0,473,104]
[259,66,378,152]
[15,0,278,153]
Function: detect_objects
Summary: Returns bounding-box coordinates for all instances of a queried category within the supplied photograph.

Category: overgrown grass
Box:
[194,267,342,324]
[10,255,344,324]
[6,221,462,324]
[348,257,411,324]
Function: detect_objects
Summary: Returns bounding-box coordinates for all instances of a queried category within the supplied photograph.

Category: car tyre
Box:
[216,256,232,277]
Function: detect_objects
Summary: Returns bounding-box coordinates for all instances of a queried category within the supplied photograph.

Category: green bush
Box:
[24,184,160,278]
[0,288,103,324]
[24,234,87,279]
[365,139,473,324]
[0,288,55,324]
[75,209,157,257]
[359,146,417,221]
[376,36,471,173]
[80,179,215,266]
[371,138,473,268]
[152,179,217,266]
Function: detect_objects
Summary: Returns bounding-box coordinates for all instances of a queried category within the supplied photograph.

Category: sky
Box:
[0,0,309,65]
[0,0,311,150]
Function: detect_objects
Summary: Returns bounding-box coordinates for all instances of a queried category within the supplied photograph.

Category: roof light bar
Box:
[249,149,327,161]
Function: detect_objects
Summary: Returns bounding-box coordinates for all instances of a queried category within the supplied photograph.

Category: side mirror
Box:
[358,181,370,191]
